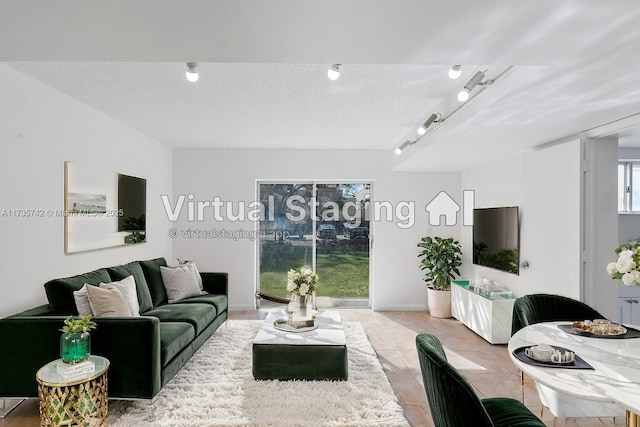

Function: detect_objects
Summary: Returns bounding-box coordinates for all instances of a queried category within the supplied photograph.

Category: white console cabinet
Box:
[451,281,515,344]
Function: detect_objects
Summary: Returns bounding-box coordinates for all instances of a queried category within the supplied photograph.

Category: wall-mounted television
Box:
[117,173,146,242]
[472,206,520,275]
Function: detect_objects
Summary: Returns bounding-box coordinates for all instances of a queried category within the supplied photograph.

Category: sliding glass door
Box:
[257,182,371,307]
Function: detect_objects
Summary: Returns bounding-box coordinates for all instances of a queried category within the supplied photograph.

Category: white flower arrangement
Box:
[607,238,640,286]
[286,267,318,296]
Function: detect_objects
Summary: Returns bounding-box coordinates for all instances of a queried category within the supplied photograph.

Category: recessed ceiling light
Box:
[448,65,461,80]
[328,64,341,81]
[186,62,199,83]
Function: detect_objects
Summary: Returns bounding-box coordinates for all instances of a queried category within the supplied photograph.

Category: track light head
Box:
[328,64,341,81]
[418,113,442,135]
[465,71,486,90]
[186,62,199,83]
[458,71,486,102]
[448,65,461,79]
[395,140,414,155]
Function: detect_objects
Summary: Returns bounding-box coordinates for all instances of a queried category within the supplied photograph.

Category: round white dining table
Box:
[509,322,640,426]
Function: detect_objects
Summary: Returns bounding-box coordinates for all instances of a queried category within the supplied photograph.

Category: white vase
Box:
[427,288,452,318]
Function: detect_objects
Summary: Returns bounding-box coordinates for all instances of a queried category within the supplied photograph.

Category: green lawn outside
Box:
[259,242,369,298]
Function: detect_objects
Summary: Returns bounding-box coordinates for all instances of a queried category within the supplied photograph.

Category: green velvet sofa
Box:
[0,257,228,400]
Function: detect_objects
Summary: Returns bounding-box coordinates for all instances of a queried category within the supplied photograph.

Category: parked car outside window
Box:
[316,224,337,239]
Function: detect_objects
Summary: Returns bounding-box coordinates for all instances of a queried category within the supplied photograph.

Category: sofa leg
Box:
[0,399,23,418]
[146,397,157,422]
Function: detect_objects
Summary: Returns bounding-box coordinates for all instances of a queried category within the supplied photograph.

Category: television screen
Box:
[117,173,146,237]
[472,206,519,275]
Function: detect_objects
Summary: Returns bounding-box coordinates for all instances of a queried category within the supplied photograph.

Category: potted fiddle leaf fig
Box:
[417,236,462,318]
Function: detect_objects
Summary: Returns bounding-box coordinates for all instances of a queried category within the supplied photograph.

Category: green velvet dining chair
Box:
[511,293,605,336]
[416,334,546,427]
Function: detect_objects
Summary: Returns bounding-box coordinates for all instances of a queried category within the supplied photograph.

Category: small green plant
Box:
[61,315,97,334]
[417,236,462,290]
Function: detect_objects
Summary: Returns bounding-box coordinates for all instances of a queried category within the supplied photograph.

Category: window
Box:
[618,161,640,212]
[257,181,371,306]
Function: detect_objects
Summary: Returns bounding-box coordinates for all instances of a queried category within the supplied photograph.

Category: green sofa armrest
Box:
[201,272,228,296]
[0,316,65,397]
[91,316,162,399]
[0,316,162,400]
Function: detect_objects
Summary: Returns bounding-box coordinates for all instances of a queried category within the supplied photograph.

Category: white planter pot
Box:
[427,288,452,318]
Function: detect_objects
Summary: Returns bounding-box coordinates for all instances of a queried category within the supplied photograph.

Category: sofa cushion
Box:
[160,265,202,303]
[106,262,153,313]
[101,276,140,316]
[73,284,93,316]
[143,303,216,336]
[182,261,204,291]
[139,258,168,307]
[86,283,132,317]
[159,322,195,368]
[178,294,228,314]
[44,268,111,315]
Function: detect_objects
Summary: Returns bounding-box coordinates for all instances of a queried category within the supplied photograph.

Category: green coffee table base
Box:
[252,343,348,380]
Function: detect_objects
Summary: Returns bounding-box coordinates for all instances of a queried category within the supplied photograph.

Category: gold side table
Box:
[36,355,109,427]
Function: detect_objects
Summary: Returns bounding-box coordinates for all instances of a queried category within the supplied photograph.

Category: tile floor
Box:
[0,309,628,427]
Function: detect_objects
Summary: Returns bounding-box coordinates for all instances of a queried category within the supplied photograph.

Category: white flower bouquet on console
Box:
[607,238,640,286]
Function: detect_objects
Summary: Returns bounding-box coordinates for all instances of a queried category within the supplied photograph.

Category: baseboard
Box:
[371,304,428,311]
[229,304,258,311]
[230,303,429,311]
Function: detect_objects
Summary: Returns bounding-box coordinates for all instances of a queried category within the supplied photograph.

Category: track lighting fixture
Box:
[448,65,461,80]
[417,113,442,136]
[458,71,488,102]
[328,64,341,81]
[186,62,199,83]
[395,140,415,155]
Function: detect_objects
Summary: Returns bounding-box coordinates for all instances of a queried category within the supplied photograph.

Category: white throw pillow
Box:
[170,261,206,293]
[86,283,132,317]
[73,284,93,316]
[161,265,202,303]
[183,261,204,292]
[100,275,140,317]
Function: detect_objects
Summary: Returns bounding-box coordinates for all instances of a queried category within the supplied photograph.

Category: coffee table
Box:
[252,310,348,380]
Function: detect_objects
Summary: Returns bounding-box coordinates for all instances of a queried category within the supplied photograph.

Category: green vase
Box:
[60,331,91,364]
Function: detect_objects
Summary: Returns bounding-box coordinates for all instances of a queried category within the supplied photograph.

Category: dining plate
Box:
[558,324,640,339]
[512,346,594,370]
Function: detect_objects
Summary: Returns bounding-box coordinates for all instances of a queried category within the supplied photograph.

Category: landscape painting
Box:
[67,193,107,214]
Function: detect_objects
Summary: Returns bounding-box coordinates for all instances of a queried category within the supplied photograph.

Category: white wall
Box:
[460,154,524,292]
[461,140,582,299]
[171,148,461,311]
[582,137,619,318]
[0,64,173,317]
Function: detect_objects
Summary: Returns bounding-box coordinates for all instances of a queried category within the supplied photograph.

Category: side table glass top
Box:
[37,355,109,386]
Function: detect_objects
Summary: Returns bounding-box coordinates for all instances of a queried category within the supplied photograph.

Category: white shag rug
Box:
[108,320,410,427]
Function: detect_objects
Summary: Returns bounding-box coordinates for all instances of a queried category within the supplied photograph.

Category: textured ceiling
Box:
[2,0,640,171]
[7,62,479,150]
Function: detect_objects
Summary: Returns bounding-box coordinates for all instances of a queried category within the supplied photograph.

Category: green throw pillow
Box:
[106,261,153,313]
[44,268,111,314]
[139,258,168,308]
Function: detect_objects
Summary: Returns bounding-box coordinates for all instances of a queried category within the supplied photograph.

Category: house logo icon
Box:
[425,191,460,226]
[425,190,475,226]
